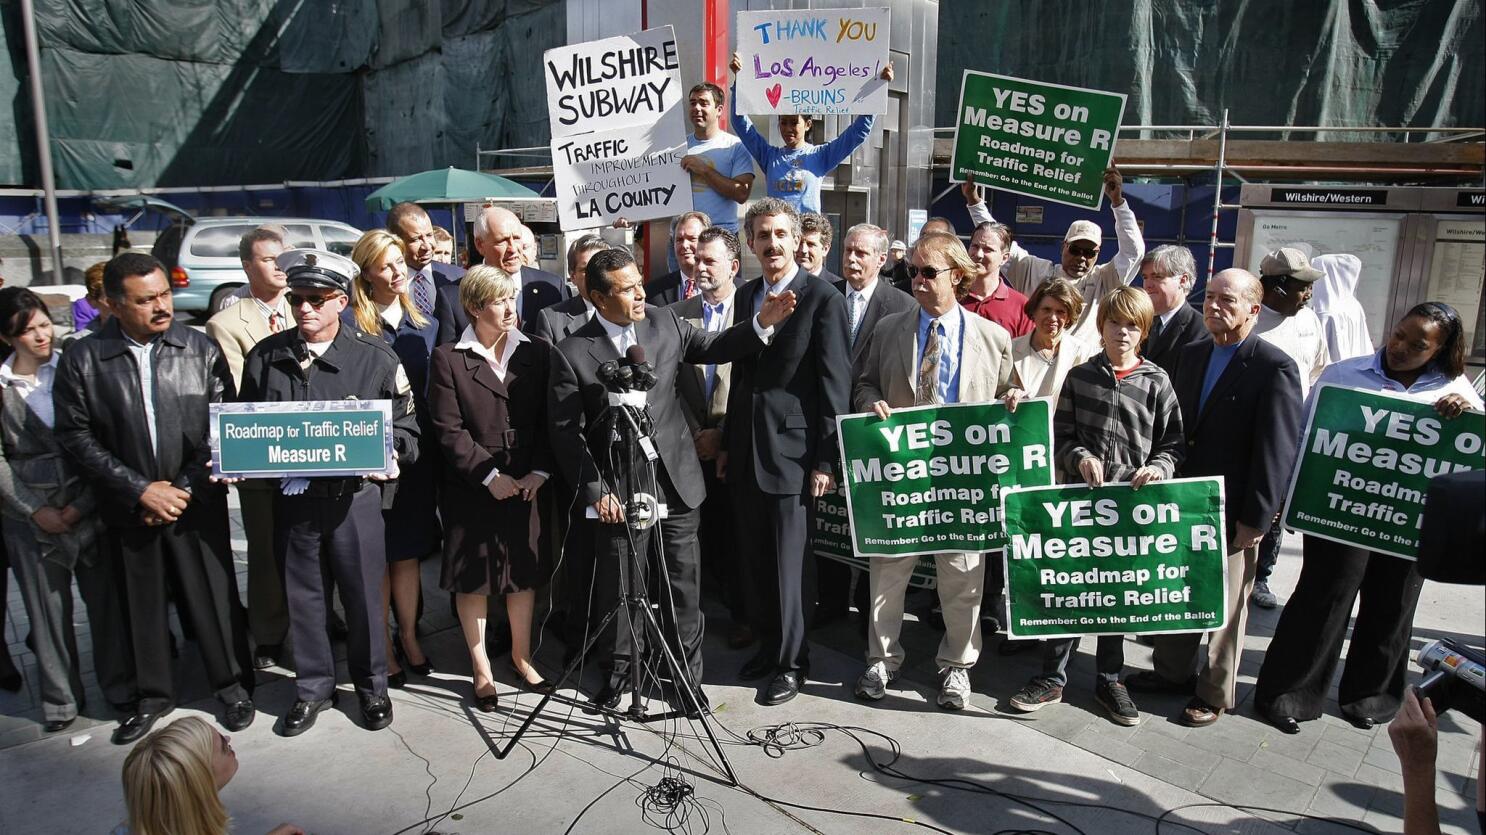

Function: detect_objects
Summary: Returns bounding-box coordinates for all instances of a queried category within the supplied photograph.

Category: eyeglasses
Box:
[1067,244,1099,259]
[907,264,956,280]
[287,293,338,309]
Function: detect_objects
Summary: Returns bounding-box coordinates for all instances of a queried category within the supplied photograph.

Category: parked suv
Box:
[153,216,363,314]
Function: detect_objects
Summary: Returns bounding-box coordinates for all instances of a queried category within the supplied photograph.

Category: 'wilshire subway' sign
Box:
[1284,384,1484,560]
[1000,478,1228,639]
[836,400,1054,557]
[211,401,394,478]
[543,27,692,231]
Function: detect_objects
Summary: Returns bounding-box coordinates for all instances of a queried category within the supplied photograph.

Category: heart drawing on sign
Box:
[765,84,783,109]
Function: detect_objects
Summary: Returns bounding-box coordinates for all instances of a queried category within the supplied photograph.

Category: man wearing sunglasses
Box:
[961,167,1145,344]
[239,249,420,738]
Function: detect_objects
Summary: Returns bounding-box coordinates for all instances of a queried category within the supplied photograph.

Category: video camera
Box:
[1415,639,1486,722]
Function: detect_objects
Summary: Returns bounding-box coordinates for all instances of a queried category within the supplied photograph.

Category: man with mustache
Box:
[723,198,851,706]
[54,252,254,744]
[962,169,1144,343]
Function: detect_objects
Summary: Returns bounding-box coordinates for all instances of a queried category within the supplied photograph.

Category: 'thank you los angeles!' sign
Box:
[542,26,692,231]
[211,400,395,479]
[734,7,891,116]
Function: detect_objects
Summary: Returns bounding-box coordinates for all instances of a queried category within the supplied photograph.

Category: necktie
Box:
[702,302,723,399]
[848,292,864,342]
[1148,314,1165,346]
[619,327,635,355]
[684,276,697,300]
[267,311,283,333]
[916,322,942,406]
[412,272,434,317]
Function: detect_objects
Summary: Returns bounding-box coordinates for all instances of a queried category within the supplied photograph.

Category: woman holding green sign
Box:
[1257,301,1481,734]
[1007,285,1184,726]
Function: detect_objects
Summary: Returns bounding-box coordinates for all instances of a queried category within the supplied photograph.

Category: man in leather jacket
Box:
[53,252,253,745]
[239,248,419,737]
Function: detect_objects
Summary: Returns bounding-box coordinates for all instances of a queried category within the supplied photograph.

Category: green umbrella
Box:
[364,167,538,211]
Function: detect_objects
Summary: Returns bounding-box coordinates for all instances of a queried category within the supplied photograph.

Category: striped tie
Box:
[412,272,434,317]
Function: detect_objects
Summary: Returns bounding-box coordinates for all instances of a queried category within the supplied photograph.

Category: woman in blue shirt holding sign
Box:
[1256,301,1482,735]
[729,52,892,214]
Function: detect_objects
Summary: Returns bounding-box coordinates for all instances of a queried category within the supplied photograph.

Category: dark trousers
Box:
[1039,636,1125,687]
[734,471,813,673]
[1256,535,1425,723]
[278,486,388,702]
[814,553,852,616]
[698,459,748,625]
[114,499,251,714]
[239,482,289,646]
[1256,518,1284,585]
[594,471,704,688]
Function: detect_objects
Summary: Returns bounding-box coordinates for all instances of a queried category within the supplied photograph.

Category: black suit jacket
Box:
[429,261,464,288]
[725,271,851,494]
[525,295,592,343]
[1172,336,1303,537]
[646,270,688,307]
[1145,302,1211,377]
[434,265,569,345]
[548,305,765,510]
[834,277,917,364]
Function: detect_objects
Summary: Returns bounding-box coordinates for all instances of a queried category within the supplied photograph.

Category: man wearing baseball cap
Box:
[961,168,1145,344]
[239,249,420,737]
[1249,246,1330,609]
[885,239,911,292]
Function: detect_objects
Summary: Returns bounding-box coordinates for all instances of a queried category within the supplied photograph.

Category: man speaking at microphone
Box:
[549,247,798,714]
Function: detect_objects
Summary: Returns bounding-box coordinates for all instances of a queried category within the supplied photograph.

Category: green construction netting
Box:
[936,0,1484,140]
[0,0,563,189]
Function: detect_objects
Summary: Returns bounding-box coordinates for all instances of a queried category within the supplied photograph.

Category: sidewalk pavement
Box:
[1,493,1480,833]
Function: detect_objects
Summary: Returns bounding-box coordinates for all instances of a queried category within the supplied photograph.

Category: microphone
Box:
[625,344,658,392]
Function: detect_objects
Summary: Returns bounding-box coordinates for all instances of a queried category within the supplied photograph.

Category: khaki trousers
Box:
[1153,545,1256,709]
[867,552,984,672]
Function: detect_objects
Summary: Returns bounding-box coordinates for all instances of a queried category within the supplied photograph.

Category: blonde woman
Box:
[427,266,556,710]
[117,716,302,835]
[1005,278,1101,406]
[347,230,440,686]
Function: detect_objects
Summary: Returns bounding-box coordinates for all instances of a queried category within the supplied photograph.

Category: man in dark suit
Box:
[671,226,753,649]
[816,222,914,626]
[1140,244,1210,376]
[549,246,797,713]
[798,212,843,286]
[435,205,568,344]
[1125,268,1302,728]
[388,201,464,297]
[723,198,852,706]
[645,211,710,306]
[527,234,609,344]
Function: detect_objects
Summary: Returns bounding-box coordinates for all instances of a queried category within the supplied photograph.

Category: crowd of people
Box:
[0,76,1480,835]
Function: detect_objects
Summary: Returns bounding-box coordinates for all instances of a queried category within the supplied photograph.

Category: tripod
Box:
[492,398,739,786]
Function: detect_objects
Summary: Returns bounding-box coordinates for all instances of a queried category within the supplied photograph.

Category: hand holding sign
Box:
[758,289,799,328]
[1435,392,1471,419]
[1130,465,1163,490]
[1078,457,1105,488]
[1103,166,1124,207]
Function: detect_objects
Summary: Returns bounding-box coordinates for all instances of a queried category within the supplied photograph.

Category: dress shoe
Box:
[280,695,337,737]
[584,684,626,715]
[387,669,408,690]
[360,695,394,730]
[738,652,776,682]
[252,643,282,670]
[1346,715,1377,730]
[1267,712,1301,735]
[509,662,554,694]
[759,671,803,706]
[394,632,433,676]
[221,699,256,732]
[1180,698,1222,727]
[44,717,76,733]
[1125,671,1197,695]
[112,706,175,745]
[473,689,500,713]
[726,623,756,650]
[681,688,711,719]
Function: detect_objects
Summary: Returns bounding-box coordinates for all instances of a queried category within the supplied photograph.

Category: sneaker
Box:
[1096,681,1141,726]
[1250,582,1279,609]
[937,667,971,710]
[1008,678,1063,712]
[853,661,897,701]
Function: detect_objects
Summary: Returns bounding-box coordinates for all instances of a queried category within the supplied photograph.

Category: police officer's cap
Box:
[277,248,357,295]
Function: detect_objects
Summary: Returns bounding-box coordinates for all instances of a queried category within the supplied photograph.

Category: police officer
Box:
[239,249,419,736]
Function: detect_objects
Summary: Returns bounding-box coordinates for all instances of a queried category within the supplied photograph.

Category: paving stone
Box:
[1131,729,1223,772]
[1199,758,1319,814]
[1254,726,1321,762]
[1011,703,1092,744]
[1130,715,1191,743]
[1318,720,1374,753]
[1069,726,1143,767]
[1086,714,1140,743]
[1131,749,1211,792]
[1361,744,1400,774]
[1352,761,1406,793]
[1303,780,1376,827]
[1250,748,1327,787]
[1304,738,1365,778]
[1184,717,1267,761]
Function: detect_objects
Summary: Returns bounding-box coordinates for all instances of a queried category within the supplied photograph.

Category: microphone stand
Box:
[491,363,738,787]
